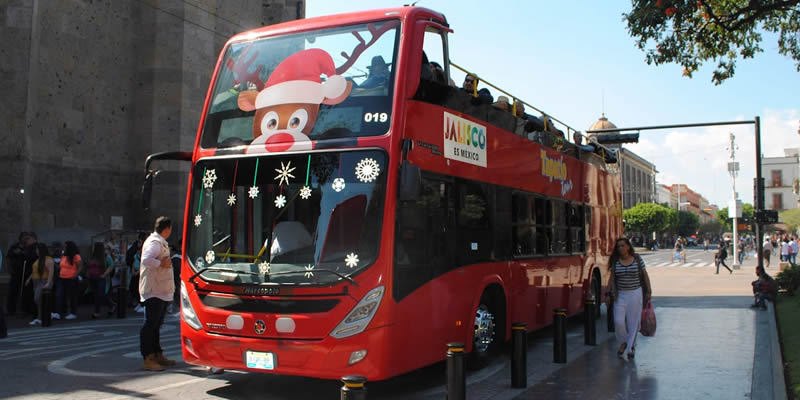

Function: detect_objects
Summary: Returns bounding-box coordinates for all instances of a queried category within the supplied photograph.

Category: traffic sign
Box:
[755,209,779,224]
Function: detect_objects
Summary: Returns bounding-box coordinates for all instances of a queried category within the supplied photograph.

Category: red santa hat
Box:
[255,48,347,109]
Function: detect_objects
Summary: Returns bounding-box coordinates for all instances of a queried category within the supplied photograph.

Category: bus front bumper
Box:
[181,323,391,380]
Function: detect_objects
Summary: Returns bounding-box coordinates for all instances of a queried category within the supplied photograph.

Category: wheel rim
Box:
[473,304,495,353]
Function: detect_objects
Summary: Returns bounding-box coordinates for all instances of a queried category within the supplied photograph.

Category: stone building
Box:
[0,0,305,250]
[763,148,800,211]
[588,114,657,210]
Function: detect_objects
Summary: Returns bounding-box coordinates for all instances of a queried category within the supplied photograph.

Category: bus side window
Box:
[414,27,451,105]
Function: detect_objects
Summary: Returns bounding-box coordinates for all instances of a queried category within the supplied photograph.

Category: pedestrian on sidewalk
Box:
[608,237,652,361]
[6,232,27,316]
[790,236,798,265]
[751,266,777,309]
[25,243,54,325]
[715,242,733,274]
[780,237,791,262]
[87,242,115,319]
[55,241,82,320]
[139,216,177,371]
[168,244,182,314]
[737,240,746,264]
[763,238,773,268]
[126,233,146,312]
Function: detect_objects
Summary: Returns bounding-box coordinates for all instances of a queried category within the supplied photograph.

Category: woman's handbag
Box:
[640,300,656,336]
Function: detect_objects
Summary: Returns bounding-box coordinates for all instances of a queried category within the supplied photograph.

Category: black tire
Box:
[468,299,498,369]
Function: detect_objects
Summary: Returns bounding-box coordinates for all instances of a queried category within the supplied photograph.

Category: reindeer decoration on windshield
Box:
[230,21,399,154]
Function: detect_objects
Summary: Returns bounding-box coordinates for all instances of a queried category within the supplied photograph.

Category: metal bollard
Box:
[116,288,128,319]
[41,289,53,327]
[511,322,527,388]
[553,308,567,363]
[340,375,367,400]
[446,342,466,400]
[606,295,615,333]
[584,298,596,346]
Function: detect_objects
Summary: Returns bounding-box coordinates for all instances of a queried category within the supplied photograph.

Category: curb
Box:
[768,301,788,400]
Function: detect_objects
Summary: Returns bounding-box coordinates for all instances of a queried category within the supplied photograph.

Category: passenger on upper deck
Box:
[429,62,455,87]
[360,56,390,89]
[461,74,493,105]
[492,95,510,111]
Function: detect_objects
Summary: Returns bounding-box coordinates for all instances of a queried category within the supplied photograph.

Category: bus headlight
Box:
[330,286,384,339]
[181,281,202,330]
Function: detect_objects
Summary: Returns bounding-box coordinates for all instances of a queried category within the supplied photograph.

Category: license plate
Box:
[245,351,275,370]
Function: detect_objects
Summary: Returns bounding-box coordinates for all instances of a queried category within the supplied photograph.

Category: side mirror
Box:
[399,160,421,202]
[141,170,160,210]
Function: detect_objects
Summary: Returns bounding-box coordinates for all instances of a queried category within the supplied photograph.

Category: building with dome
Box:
[588,114,657,210]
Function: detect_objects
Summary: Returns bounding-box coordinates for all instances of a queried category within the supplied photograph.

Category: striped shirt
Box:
[614,257,644,291]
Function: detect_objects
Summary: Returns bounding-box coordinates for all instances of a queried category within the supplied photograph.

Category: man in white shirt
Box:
[139,216,177,371]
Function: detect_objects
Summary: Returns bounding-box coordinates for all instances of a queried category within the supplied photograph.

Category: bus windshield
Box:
[186,150,387,285]
[201,20,400,150]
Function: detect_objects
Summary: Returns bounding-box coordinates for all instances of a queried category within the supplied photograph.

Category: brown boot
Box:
[143,354,165,371]
[155,352,177,366]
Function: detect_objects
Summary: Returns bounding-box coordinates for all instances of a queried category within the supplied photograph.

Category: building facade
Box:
[763,148,800,211]
[0,0,305,249]
[588,115,657,209]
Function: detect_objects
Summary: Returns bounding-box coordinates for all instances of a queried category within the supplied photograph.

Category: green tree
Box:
[623,202,671,235]
[717,203,755,230]
[780,208,800,232]
[698,219,724,237]
[676,210,700,237]
[665,207,680,233]
[624,1,800,85]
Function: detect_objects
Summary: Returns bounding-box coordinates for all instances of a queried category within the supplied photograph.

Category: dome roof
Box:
[588,113,618,135]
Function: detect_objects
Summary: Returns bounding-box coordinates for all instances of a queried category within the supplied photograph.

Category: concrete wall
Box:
[0,0,305,252]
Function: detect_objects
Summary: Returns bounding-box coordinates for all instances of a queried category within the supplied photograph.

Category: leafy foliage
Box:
[623,202,671,234]
[777,262,800,295]
[698,219,724,236]
[676,210,701,236]
[781,208,800,232]
[716,203,755,230]
[624,0,800,84]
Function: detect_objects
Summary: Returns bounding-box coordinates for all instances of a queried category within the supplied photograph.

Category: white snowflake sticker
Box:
[227,193,237,206]
[332,178,346,192]
[355,158,380,183]
[248,185,260,199]
[304,264,315,278]
[274,194,287,208]
[259,261,270,275]
[274,161,296,186]
[194,214,202,227]
[299,186,312,200]
[345,253,359,268]
[203,169,217,189]
[205,250,215,264]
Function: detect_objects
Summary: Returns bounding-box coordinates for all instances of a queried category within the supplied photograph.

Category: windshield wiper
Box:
[188,266,263,287]
[267,269,358,286]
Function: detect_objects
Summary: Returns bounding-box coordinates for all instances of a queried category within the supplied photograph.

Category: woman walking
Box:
[87,243,115,318]
[25,243,53,325]
[608,237,652,361]
[55,241,82,320]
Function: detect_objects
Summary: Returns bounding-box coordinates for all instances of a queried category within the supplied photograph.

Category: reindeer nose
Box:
[264,132,295,152]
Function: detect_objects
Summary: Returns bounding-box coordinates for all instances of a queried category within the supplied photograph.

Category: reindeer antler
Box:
[336,20,400,75]
[225,44,265,90]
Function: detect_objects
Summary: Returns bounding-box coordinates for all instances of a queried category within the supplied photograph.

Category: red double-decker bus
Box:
[144,6,622,381]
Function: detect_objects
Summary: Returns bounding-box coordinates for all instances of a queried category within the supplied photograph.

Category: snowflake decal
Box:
[332,178,346,192]
[299,186,312,200]
[258,261,270,275]
[248,185,260,199]
[227,193,237,206]
[274,161,296,186]
[345,253,359,268]
[205,250,215,264]
[196,258,205,269]
[274,194,287,208]
[304,264,315,279]
[202,169,217,189]
[194,214,202,227]
[355,158,380,183]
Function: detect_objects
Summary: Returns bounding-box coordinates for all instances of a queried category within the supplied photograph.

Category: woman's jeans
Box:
[614,288,643,355]
[56,278,79,316]
[90,277,111,314]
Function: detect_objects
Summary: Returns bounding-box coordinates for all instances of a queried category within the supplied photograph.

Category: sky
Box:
[306,1,800,208]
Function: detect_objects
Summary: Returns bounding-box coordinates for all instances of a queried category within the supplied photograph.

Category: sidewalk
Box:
[2,302,160,331]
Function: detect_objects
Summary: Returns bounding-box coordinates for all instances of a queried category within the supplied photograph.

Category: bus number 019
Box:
[364,112,388,123]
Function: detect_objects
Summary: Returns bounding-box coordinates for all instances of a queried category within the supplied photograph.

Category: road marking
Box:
[97,376,209,400]
[123,343,181,359]
[683,263,695,268]
[655,262,670,267]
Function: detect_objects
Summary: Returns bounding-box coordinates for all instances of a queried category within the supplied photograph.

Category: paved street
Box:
[0,249,776,399]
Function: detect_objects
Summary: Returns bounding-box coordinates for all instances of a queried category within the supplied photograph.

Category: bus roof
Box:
[227,6,448,44]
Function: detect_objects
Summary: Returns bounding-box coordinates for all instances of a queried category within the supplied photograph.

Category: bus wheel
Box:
[469,303,495,368]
